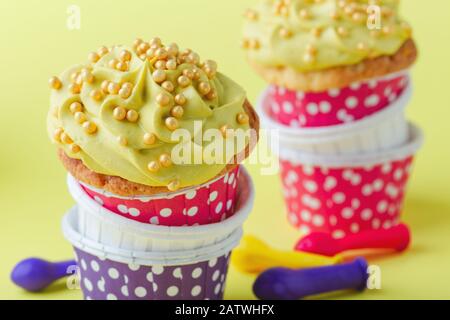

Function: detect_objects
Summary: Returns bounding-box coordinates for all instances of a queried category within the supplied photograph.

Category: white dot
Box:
[152,265,164,275]
[93,196,104,205]
[332,192,346,204]
[332,230,346,239]
[328,88,340,97]
[214,283,221,295]
[117,204,128,214]
[289,213,299,225]
[383,220,392,229]
[351,174,362,186]
[319,101,331,114]
[167,286,179,297]
[373,179,384,191]
[341,207,354,219]
[192,268,203,279]
[153,283,158,291]
[306,102,319,115]
[345,96,358,109]
[208,258,218,267]
[159,208,172,217]
[361,209,373,221]
[342,169,353,180]
[209,191,218,202]
[106,293,117,300]
[212,270,220,281]
[90,260,100,272]
[187,206,198,217]
[80,259,87,271]
[394,168,403,181]
[128,207,140,217]
[303,180,318,193]
[300,209,311,222]
[146,272,153,282]
[312,215,325,227]
[362,185,373,196]
[149,216,159,224]
[351,198,360,209]
[282,101,294,114]
[377,200,388,213]
[191,285,202,297]
[121,285,129,296]
[302,165,314,176]
[299,225,311,235]
[135,286,147,298]
[215,202,223,214]
[226,199,233,210]
[173,268,182,279]
[324,177,337,191]
[381,163,392,174]
[364,94,380,108]
[350,82,361,90]
[97,277,105,292]
[128,263,140,271]
[83,278,93,291]
[350,223,360,233]
[108,268,119,279]
[185,190,197,200]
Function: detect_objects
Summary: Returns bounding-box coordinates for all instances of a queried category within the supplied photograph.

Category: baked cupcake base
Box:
[58,100,259,196]
[249,39,417,93]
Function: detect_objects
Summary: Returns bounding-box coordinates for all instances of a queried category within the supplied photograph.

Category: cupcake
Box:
[48,37,259,226]
[48,37,258,300]
[243,0,417,128]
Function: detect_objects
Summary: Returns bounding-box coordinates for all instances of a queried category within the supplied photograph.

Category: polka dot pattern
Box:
[280,156,415,238]
[75,248,230,300]
[264,74,408,127]
[81,166,240,226]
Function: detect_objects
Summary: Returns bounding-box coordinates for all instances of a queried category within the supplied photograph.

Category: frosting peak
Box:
[48,38,252,190]
[242,0,413,72]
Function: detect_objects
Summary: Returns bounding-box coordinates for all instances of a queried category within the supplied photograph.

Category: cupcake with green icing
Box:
[47,37,259,226]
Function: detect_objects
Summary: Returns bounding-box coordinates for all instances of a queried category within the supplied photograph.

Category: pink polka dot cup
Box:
[74,166,240,227]
[263,72,409,128]
[278,124,423,238]
[62,168,255,300]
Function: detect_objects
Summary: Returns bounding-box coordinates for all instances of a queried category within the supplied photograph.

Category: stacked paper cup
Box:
[244,1,423,238]
[47,38,259,299]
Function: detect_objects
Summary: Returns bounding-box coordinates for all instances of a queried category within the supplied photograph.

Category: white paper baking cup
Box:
[259,84,412,155]
[62,167,254,266]
[277,123,423,168]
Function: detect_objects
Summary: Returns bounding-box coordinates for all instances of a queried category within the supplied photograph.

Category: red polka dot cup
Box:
[74,166,240,227]
[259,81,411,155]
[278,124,423,238]
[263,72,409,128]
[62,168,255,300]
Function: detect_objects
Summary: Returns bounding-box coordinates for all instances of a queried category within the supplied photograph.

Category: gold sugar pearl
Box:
[236,112,249,125]
[74,111,87,124]
[357,42,367,51]
[166,59,178,70]
[330,11,339,20]
[70,72,80,83]
[220,124,231,138]
[133,38,143,49]
[49,76,62,90]
[198,82,211,95]
[337,26,348,37]
[155,48,168,60]
[119,49,132,62]
[279,28,292,38]
[88,52,100,63]
[156,92,171,106]
[352,12,364,23]
[53,128,64,142]
[241,39,250,49]
[167,43,179,56]
[299,9,310,19]
[60,132,73,144]
[183,68,195,79]
[187,52,200,65]
[248,39,260,50]
[192,68,201,80]
[154,60,166,70]
[74,73,84,85]
[174,93,186,106]
[143,133,156,145]
[161,81,174,92]
[138,42,150,54]
[303,52,315,64]
[113,106,127,120]
[108,59,119,69]
[69,101,83,114]
[82,121,97,134]
[150,37,162,47]
[159,153,172,168]
[101,80,110,93]
[165,117,179,131]
[97,46,110,56]
[117,136,128,146]
[245,9,258,20]
[382,26,392,35]
[170,106,184,119]
[177,75,191,88]
[311,27,322,37]
[116,61,128,72]
[306,43,317,54]
[126,109,139,122]
[70,144,81,153]
[122,82,133,90]
[147,161,160,173]
[152,70,167,83]
[167,179,180,191]
[108,82,121,94]
[69,83,81,94]
[90,89,104,101]
[83,72,95,84]
[139,53,147,60]
[206,89,217,100]
[146,48,156,58]
[119,87,131,99]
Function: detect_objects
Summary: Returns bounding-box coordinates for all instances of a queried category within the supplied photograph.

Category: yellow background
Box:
[1,0,449,299]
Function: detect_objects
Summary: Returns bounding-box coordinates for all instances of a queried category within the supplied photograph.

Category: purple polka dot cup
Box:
[62,168,254,300]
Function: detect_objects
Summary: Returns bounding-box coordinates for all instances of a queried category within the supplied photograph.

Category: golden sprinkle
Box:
[113,106,127,120]
[183,68,195,79]
[69,83,81,94]
[70,144,81,153]
[69,102,83,114]
[299,9,310,19]
[198,82,211,95]
[119,49,132,62]
[337,26,348,37]
[249,39,260,50]
[156,92,171,106]
[311,27,322,37]
[117,136,128,146]
[161,81,174,92]
[206,89,217,100]
[90,89,104,101]
[143,133,156,145]
[177,75,191,88]
[61,132,73,144]
[108,59,119,69]
[155,48,168,60]
[152,70,166,83]
[279,28,292,38]
[236,112,249,125]
[166,59,178,70]
[147,161,160,173]
[49,76,62,90]
[170,106,184,119]
[108,82,121,95]
[150,37,162,47]
[303,52,315,64]
[154,60,166,70]
[74,111,87,124]
[101,80,110,93]
[245,9,259,21]
[159,153,172,168]
[174,93,187,106]
[126,109,139,122]
[220,124,232,138]
[165,117,179,131]
[166,43,179,56]
[82,121,97,134]
[167,179,180,191]
[97,46,109,56]
[122,82,133,90]
[53,128,64,142]
[119,87,131,99]
[116,61,128,72]
[138,42,150,54]
[133,38,143,49]
[88,52,100,63]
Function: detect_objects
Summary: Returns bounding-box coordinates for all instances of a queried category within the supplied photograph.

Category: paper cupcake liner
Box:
[77,166,240,226]
[278,124,423,238]
[260,84,411,155]
[264,72,409,127]
[74,248,229,300]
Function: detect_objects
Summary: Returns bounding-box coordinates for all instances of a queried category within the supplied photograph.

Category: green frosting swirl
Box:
[48,44,251,189]
[243,0,413,72]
